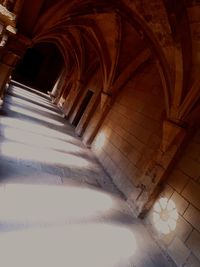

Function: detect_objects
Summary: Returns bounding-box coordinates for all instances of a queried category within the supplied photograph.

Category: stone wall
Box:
[146,129,200,267]
[187,1,200,84]
[91,61,165,200]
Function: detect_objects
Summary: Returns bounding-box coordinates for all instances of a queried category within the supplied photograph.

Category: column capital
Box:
[76,79,84,87]
[4,33,32,58]
[100,91,113,109]
[1,49,19,66]
[161,120,187,152]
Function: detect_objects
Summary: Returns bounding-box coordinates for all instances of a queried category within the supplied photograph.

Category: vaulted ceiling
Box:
[13,0,200,128]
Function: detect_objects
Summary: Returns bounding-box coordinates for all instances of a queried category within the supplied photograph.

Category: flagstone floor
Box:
[0,82,175,267]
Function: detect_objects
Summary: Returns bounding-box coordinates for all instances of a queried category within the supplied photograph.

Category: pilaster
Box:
[129,120,188,217]
[83,92,113,146]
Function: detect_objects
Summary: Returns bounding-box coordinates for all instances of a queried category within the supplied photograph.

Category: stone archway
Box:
[12,42,64,93]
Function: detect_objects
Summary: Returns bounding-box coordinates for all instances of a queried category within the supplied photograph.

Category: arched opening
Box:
[12,42,64,93]
[2,1,200,266]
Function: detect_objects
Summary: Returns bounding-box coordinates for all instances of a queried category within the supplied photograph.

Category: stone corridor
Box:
[0,83,175,267]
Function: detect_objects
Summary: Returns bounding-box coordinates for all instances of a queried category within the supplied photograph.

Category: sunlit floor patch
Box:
[0,182,136,267]
[0,117,78,143]
[0,184,114,223]
[1,141,93,168]
[7,94,61,116]
[0,223,136,267]
[10,86,52,106]
[7,104,64,126]
[10,82,50,98]
[11,89,55,108]
[1,126,83,153]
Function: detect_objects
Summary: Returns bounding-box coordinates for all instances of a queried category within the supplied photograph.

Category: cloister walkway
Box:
[0,82,175,267]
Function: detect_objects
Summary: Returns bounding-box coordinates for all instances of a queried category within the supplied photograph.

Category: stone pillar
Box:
[49,70,69,105]
[50,69,66,97]
[66,79,85,120]
[1,0,15,11]
[130,120,187,217]
[0,50,19,105]
[83,92,113,146]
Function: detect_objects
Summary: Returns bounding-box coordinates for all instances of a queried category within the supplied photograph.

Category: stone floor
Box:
[0,82,176,267]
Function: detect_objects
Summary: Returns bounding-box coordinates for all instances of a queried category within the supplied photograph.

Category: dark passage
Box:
[12,42,64,93]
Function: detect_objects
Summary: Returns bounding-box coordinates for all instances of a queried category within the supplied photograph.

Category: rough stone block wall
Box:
[91,62,165,200]
[146,129,200,267]
[187,3,200,84]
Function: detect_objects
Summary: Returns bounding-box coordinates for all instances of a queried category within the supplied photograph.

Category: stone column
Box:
[48,69,69,104]
[83,92,113,146]
[0,50,19,105]
[1,0,15,11]
[50,70,65,97]
[130,120,187,217]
